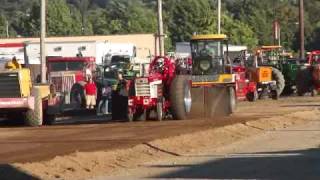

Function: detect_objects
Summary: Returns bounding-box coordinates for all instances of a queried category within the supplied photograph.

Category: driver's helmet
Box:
[156,57,165,68]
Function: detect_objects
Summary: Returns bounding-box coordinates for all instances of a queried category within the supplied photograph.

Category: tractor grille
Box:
[0,72,21,98]
[135,78,150,96]
[50,75,75,93]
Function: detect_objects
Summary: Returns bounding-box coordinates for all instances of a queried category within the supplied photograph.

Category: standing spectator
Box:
[97,82,112,115]
[84,76,97,109]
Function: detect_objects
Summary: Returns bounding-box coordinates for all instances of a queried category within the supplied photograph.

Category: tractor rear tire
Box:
[156,98,164,121]
[247,90,258,102]
[170,75,191,120]
[296,67,312,96]
[25,89,43,127]
[272,67,285,95]
[228,87,236,114]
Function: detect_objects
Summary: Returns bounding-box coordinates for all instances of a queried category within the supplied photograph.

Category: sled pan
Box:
[189,86,231,119]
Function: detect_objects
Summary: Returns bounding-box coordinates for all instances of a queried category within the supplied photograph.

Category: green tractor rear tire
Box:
[272,67,285,95]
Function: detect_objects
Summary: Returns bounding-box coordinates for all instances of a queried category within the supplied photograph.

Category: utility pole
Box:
[40,0,47,83]
[157,0,165,56]
[299,0,305,59]
[217,0,221,34]
[5,20,9,38]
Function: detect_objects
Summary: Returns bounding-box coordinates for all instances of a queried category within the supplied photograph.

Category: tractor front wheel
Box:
[247,90,258,102]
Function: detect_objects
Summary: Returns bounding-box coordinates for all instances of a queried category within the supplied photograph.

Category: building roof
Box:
[0,34,154,43]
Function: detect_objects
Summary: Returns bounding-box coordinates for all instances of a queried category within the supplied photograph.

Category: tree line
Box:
[0,0,319,52]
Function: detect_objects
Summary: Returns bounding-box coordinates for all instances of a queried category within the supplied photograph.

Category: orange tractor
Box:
[245,46,285,99]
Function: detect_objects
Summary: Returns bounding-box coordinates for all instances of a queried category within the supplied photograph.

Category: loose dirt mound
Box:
[13,109,320,180]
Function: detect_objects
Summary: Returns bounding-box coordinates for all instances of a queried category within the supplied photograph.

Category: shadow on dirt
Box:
[281,104,320,108]
[0,164,40,180]
[150,148,320,179]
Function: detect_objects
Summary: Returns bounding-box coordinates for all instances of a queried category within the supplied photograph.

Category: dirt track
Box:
[0,96,318,164]
[0,96,320,179]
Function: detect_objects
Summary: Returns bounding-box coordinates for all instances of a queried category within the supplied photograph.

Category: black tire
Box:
[296,67,312,96]
[25,88,43,127]
[272,67,285,95]
[246,91,258,102]
[170,75,191,120]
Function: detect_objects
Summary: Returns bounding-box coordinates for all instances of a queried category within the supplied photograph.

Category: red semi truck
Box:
[46,56,99,123]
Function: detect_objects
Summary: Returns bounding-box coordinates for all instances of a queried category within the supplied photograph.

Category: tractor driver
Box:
[200,43,215,57]
[5,56,22,70]
[313,55,320,64]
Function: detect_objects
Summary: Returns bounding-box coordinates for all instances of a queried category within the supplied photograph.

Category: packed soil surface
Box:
[0,96,319,179]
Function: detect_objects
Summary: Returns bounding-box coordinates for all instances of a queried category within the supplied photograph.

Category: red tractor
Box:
[46,56,99,123]
[233,65,258,101]
[232,51,258,101]
[127,56,186,121]
[296,50,320,96]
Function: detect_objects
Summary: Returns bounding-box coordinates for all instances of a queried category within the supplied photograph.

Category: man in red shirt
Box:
[84,76,97,109]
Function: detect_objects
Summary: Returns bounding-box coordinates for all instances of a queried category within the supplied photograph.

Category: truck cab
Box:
[46,57,97,117]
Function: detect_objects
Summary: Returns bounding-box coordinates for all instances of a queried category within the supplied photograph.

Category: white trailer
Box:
[0,43,25,64]
[25,41,137,65]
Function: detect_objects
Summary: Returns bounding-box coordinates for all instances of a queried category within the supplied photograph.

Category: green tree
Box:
[222,14,258,48]
[106,0,157,34]
[88,8,109,35]
[47,0,83,36]
[0,15,7,37]
[167,0,215,43]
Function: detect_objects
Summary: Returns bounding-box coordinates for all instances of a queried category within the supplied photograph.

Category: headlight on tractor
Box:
[199,60,211,71]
